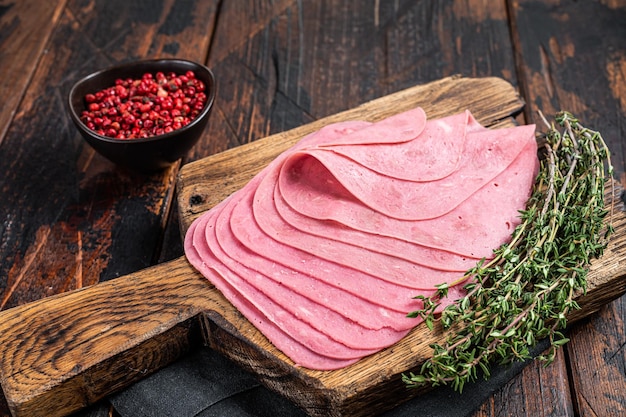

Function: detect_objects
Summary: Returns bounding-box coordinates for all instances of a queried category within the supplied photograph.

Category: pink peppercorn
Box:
[80,70,207,139]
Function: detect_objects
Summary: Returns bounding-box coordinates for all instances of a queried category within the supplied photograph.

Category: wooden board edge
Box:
[0,257,206,417]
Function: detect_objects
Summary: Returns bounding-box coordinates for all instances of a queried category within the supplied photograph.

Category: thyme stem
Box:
[403,111,615,393]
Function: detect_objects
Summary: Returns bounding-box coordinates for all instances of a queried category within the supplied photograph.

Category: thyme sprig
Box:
[403,111,615,393]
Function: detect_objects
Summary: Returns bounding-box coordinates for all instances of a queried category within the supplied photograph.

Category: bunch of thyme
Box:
[403,111,615,393]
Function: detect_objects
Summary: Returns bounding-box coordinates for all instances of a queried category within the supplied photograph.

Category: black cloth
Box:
[110,339,549,417]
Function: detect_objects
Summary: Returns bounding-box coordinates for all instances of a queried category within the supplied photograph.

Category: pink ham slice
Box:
[277,140,537,260]
[212,194,412,348]
[272,181,480,272]
[278,123,536,221]
[185,219,360,369]
[184,108,538,370]
[196,209,394,356]
[253,167,469,289]
[231,188,429,326]
[311,107,426,147]
[320,110,481,181]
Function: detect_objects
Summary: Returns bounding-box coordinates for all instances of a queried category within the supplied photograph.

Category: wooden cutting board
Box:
[0,76,625,417]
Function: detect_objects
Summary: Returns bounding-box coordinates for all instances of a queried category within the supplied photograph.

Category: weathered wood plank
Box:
[472,351,575,416]
[187,0,518,164]
[0,0,219,415]
[0,257,204,417]
[0,0,66,144]
[511,0,626,178]
[510,1,626,416]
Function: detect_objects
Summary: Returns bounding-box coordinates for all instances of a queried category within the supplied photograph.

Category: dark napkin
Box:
[110,338,550,417]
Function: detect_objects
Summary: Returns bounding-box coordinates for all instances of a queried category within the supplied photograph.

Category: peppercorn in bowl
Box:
[68,59,215,172]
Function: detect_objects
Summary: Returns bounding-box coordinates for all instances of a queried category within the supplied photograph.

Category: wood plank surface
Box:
[0,4,65,413]
[0,0,66,144]
[186,0,518,164]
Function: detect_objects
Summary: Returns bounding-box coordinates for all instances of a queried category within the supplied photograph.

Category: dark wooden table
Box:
[1,1,624,416]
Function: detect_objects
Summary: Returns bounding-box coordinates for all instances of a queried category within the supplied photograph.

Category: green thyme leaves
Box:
[403,111,614,393]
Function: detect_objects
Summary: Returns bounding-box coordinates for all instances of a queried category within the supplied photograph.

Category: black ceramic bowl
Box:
[68,59,215,172]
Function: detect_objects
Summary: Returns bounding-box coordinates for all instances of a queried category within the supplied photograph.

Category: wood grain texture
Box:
[0,1,218,415]
[0,257,203,417]
[471,355,575,417]
[187,0,518,164]
[507,1,626,416]
[0,0,66,145]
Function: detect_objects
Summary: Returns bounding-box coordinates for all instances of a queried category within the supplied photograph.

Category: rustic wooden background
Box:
[0,0,624,416]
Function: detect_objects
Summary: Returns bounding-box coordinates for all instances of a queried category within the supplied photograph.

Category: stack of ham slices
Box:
[184,107,539,370]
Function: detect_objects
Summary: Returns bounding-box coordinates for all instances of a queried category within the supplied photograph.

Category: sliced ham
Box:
[273,179,481,272]
[311,107,426,147]
[231,188,428,326]
[184,108,538,370]
[213,196,413,347]
[275,135,537,260]
[315,110,481,181]
[254,168,469,288]
[278,123,536,221]
[185,219,360,369]
[196,211,394,356]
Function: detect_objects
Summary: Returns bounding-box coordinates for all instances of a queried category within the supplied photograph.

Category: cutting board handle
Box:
[0,256,216,417]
